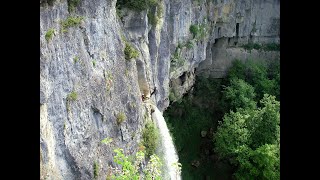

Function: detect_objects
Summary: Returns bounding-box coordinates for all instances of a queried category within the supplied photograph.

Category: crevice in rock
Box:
[91,107,104,133]
[179,72,187,85]
[236,23,239,37]
[136,60,150,98]
[81,29,94,59]
[62,144,82,179]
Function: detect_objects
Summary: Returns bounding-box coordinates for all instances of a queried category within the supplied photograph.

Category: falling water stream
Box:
[150,104,181,180]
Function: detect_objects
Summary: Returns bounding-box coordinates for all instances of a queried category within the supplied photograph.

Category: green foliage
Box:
[73,56,79,63]
[242,43,262,51]
[67,0,81,12]
[92,60,96,67]
[214,95,280,179]
[241,43,280,52]
[111,148,162,180]
[45,28,55,41]
[177,42,183,49]
[125,69,130,77]
[189,24,199,38]
[112,148,140,179]
[101,137,113,145]
[148,11,159,27]
[170,46,185,68]
[157,2,164,18]
[248,94,280,149]
[264,43,280,51]
[198,24,208,39]
[214,111,251,159]
[93,161,99,179]
[267,60,280,100]
[46,0,56,6]
[226,59,280,102]
[172,162,182,179]
[116,5,125,21]
[124,42,139,60]
[165,58,280,179]
[164,81,222,179]
[60,16,84,33]
[223,78,256,111]
[142,121,159,157]
[227,59,246,80]
[169,91,178,102]
[144,154,162,180]
[116,0,158,11]
[67,91,78,101]
[116,112,126,125]
[189,23,208,40]
[234,144,280,180]
[186,40,194,49]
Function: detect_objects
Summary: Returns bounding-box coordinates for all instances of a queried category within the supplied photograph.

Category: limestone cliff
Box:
[40,0,279,179]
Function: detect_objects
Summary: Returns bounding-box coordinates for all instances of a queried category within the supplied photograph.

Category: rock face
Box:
[40,0,280,179]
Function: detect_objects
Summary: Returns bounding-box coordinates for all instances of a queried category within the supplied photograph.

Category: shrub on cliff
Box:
[142,121,159,157]
[124,42,139,60]
[117,0,158,11]
[109,148,162,179]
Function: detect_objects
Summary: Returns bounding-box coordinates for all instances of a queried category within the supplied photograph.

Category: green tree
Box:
[248,94,280,149]
[227,59,246,81]
[117,0,158,11]
[226,59,280,103]
[112,148,140,180]
[223,78,256,111]
[144,154,162,180]
[214,94,280,180]
[214,111,250,159]
[267,60,280,100]
[234,144,280,180]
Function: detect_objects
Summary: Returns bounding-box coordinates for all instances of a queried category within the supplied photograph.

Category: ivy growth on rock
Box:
[67,0,81,13]
[93,161,99,179]
[45,28,55,41]
[116,112,127,125]
[124,42,139,60]
[60,16,84,33]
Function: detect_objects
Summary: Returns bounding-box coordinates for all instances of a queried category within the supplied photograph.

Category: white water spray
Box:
[150,104,181,180]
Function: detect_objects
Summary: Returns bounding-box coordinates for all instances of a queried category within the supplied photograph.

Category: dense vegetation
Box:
[241,43,280,52]
[104,122,161,179]
[164,59,280,179]
[164,78,229,179]
[116,0,158,11]
[142,121,159,157]
[108,148,162,180]
[124,42,139,60]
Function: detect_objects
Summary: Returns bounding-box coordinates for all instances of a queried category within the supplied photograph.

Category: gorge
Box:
[40,0,280,179]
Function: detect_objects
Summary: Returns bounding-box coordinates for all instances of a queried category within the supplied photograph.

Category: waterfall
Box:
[150,104,181,180]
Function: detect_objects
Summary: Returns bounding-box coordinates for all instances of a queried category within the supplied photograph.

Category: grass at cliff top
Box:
[164,78,233,180]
